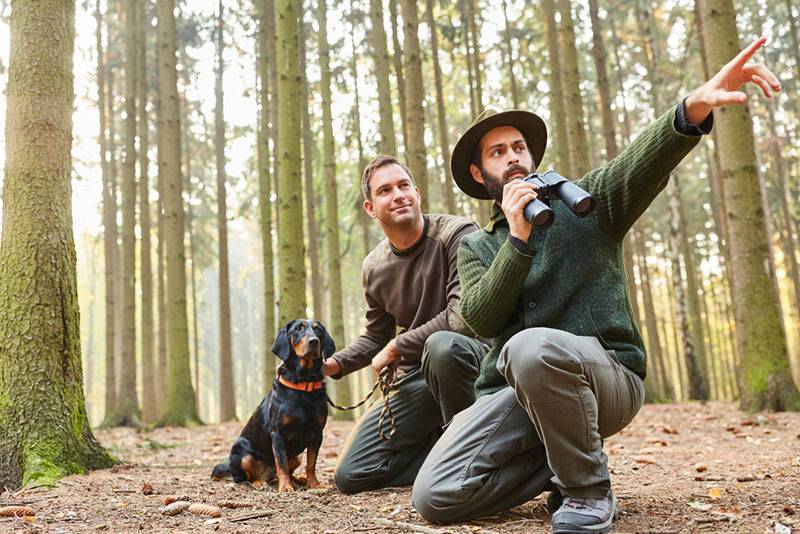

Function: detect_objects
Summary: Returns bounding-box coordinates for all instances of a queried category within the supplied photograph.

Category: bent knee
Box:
[499,328,577,377]
[412,476,456,524]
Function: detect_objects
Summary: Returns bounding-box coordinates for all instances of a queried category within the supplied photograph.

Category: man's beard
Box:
[479,164,531,204]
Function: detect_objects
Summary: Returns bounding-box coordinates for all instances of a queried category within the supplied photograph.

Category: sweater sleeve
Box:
[395,223,477,362]
[458,237,532,338]
[577,103,705,241]
[330,269,395,378]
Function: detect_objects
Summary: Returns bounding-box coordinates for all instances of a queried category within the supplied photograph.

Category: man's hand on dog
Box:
[371,338,401,374]
[323,357,342,377]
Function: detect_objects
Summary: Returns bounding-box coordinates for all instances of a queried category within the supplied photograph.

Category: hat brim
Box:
[450,110,548,200]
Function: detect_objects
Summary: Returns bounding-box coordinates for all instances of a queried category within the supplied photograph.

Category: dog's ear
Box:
[320,325,336,360]
[271,322,294,362]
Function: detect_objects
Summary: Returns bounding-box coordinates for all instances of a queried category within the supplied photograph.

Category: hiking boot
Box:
[551,491,618,533]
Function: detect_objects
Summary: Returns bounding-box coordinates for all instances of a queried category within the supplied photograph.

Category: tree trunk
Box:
[275,0,307,324]
[138,0,156,423]
[256,0,277,389]
[557,0,590,177]
[317,0,351,415]
[0,0,115,488]
[425,0,456,214]
[369,0,397,155]
[501,0,519,108]
[766,99,800,313]
[348,16,372,257]
[635,229,672,400]
[465,0,482,113]
[400,0,429,212]
[97,0,118,419]
[699,0,799,411]
[215,0,236,422]
[388,0,408,156]
[156,0,199,425]
[541,0,570,174]
[106,0,141,427]
[267,0,280,230]
[298,6,324,322]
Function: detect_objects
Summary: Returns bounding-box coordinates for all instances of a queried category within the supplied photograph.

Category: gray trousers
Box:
[413,327,645,523]
[333,332,486,494]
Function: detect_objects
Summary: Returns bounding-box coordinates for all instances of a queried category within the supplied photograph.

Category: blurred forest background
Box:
[0,0,797,431]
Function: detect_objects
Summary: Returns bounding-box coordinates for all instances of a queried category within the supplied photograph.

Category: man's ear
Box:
[469,163,485,185]
[271,322,294,362]
[363,198,376,219]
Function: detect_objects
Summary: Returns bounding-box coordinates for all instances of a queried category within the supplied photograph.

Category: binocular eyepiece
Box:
[521,171,594,229]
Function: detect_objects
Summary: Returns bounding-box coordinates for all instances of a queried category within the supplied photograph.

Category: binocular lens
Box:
[573,196,593,216]
[533,209,554,229]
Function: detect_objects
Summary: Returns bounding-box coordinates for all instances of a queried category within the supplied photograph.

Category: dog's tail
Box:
[211,462,231,480]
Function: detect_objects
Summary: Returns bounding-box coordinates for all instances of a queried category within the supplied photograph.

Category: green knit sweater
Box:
[458,104,703,397]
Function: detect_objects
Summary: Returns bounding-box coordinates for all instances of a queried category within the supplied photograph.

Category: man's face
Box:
[364,163,422,229]
[469,126,534,203]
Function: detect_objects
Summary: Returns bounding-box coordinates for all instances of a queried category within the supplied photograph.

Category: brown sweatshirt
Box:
[332,213,478,376]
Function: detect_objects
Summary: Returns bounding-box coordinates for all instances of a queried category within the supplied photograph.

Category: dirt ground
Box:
[1,401,798,533]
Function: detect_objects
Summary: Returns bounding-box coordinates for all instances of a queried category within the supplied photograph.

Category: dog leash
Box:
[326,367,397,440]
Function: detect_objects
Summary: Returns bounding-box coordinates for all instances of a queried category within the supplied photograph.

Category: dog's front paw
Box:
[277,482,295,493]
[249,480,268,490]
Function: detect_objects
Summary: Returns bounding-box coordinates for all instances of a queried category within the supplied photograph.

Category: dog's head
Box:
[271,319,336,371]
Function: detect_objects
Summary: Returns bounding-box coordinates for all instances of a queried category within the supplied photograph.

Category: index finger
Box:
[727,36,767,72]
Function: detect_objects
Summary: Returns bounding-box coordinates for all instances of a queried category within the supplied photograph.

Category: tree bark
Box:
[298,5,324,322]
[501,0,519,108]
[425,0,456,214]
[215,0,236,422]
[97,0,118,419]
[106,0,142,426]
[138,0,156,423]
[317,0,351,414]
[557,0,591,177]
[156,0,199,425]
[275,0,307,324]
[400,0,429,212]
[256,0,277,389]
[388,0,408,156]
[369,0,397,155]
[699,0,799,411]
[541,0,570,174]
[0,0,115,488]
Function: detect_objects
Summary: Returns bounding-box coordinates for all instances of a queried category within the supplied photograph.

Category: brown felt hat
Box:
[450,108,548,200]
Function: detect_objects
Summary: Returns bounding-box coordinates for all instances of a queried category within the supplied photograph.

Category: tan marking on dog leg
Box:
[275,457,294,493]
[306,448,324,489]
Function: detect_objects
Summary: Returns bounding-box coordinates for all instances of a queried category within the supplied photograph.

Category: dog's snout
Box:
[308,336,320,347]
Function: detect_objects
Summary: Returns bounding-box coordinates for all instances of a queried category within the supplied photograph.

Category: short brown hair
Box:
[360,154,414,200]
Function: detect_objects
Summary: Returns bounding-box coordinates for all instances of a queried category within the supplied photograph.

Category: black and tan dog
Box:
[212,319,335,492]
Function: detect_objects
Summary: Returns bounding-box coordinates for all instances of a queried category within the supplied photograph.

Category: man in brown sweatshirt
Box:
[323,155,486,494]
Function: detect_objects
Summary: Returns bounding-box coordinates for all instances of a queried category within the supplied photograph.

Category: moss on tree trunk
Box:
[0,0,115,489]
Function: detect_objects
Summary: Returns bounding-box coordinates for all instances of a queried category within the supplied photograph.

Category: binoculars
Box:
[521,171,594,229]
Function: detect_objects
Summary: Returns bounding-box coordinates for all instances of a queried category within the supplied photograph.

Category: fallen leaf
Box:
[139,482,155,495]
[708,487,722,500]
[774,521,792,534]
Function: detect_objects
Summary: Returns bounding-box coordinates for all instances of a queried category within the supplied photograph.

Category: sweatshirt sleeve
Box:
[394,223,477,362]
[329,268,395,378]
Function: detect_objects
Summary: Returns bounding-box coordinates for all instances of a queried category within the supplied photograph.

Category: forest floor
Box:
[1,401,798,533]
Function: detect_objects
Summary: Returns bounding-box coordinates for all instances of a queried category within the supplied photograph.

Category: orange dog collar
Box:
[278,376,324,392]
